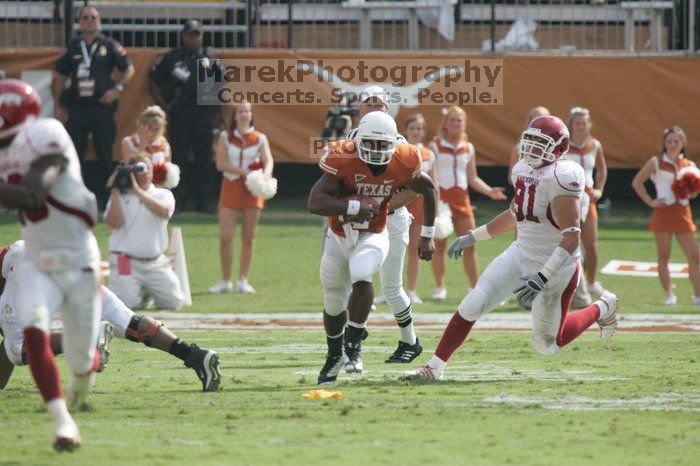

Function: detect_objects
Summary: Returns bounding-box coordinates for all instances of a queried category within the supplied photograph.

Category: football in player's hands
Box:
[341,194,381,223]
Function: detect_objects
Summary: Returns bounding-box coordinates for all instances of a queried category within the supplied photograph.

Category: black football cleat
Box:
[317,353,344,385]
[385,338,423,363]
[185,344,222,392]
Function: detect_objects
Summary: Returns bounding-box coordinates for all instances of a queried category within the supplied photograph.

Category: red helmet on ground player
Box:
[0,79,41,143]
[519,115,569,168]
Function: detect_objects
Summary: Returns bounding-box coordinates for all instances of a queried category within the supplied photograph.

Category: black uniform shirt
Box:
[55,33,131,103]
[150,46,221,105]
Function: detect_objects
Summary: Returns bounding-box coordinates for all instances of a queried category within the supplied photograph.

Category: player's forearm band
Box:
[540,246,573,280]
[420,225,435,238]
[472,225,491,242]
[347,200,361,216]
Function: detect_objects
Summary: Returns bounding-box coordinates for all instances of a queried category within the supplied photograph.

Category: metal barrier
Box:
[1,0,697,53]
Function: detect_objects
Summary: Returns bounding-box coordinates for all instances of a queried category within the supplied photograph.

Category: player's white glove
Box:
[447,232,476,259]
[513,272,549,307]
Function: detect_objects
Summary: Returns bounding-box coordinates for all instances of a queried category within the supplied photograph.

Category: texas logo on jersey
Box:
[320,140,422,237]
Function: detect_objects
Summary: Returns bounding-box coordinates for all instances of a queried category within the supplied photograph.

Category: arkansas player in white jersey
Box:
[0,79,100,451]
[407,116,619,381]
[0,240,221,393]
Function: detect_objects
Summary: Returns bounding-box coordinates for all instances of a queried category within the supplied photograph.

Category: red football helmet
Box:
[519,115,569,168]
[0,79,41,143]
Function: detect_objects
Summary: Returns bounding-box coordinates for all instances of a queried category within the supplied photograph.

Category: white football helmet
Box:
[2,240,25,279]
[355,112,398,165]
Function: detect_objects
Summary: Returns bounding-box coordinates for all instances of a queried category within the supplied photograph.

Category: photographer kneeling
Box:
[105,155,185,310]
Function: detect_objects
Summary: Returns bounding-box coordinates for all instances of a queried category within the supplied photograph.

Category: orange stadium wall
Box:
[1,49,699,174]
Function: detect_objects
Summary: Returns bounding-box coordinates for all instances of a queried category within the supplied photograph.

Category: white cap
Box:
[359,85,389,105]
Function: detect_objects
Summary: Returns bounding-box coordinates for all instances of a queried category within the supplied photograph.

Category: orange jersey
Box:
[320,141,422,237]
[124,134,170,163]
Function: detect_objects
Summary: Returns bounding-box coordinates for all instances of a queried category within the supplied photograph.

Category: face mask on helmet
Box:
[357,136,396,165]
[519,129,564,168]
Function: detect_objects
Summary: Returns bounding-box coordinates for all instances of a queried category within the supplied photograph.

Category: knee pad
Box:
[531,333,560,356]
[125,315,163,347]
[349,257,381,284]
[324,289,348,317]
[457,288,489,321]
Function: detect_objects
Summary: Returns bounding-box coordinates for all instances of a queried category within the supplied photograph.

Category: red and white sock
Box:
[434,311,475,364]
[556,303,600,347]
[23,328,62,402]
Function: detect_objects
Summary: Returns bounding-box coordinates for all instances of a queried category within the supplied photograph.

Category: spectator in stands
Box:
[149,19,225,213]
[121,105,171,164]
[428,107,507,300]
[53,4,134,206]
[508,106,550,184]
[632,126,700,306]
[403,114,438,306]
[104,155,185,310]
[208,102,274,295]
[564,107,608,298]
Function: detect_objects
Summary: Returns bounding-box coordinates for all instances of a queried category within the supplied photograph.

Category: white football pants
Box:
[320,229,389,316]
[457,242,580,356]
[379,207,412,314]
[17,240,101,375]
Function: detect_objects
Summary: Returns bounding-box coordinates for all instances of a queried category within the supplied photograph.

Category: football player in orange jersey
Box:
[308,112,438,385]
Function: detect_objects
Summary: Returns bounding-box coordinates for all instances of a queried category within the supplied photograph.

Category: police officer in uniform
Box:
[149,19,224,213]
[53,5,134,201]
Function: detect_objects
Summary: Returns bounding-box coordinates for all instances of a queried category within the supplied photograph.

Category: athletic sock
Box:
[46,398,74,429]
[344,323,365,348]
[23,328,62,402]
[434,311,475,363]
[169,338,193,362]
[326,332,344,357]
[67,372,95,407]
[394,305,417,345]
[556,303,601,347]
[90,348,101,373]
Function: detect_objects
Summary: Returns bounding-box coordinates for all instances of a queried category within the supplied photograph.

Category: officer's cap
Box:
[183,19,203,34]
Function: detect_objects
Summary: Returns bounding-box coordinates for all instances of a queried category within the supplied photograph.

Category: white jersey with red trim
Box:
[0,118,98,262]
[511,159,584,264]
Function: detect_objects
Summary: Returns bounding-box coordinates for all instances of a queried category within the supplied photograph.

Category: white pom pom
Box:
[163,162,180,189]
[245,169,278,200]
[434,201,454,239]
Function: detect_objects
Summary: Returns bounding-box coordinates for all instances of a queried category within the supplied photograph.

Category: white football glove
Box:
[446,232,476,259]
[513,272,549,307]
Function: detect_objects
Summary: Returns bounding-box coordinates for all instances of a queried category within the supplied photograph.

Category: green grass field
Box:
[0,200,698,464]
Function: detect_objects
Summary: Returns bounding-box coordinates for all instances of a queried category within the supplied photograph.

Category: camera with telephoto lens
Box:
[113,162,148,192]
[321,93,359,141]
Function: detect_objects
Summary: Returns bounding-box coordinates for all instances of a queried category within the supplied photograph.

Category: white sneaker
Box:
[664,293,677,306]
[596,292,618,340]
[237,278,256,294]
[692,296,700,306]
[587,281,607,298]
[53,420,82,452]
[432,286,447,300]
[208,280,233,294]
[407,290,424,306]
[96,321,114,373]
[403,363,443,381]
[373,294,386,304]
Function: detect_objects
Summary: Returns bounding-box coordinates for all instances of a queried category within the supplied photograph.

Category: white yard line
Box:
[138,312,700,333]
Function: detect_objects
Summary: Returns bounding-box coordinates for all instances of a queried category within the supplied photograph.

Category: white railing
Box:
[1,0,697,53]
